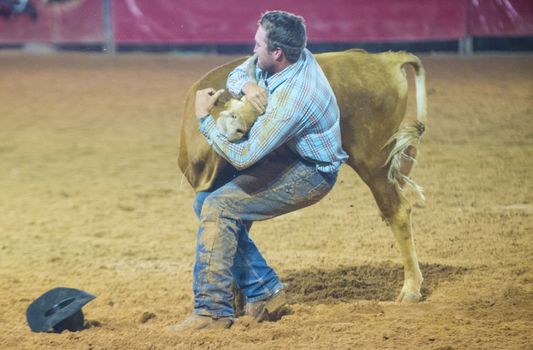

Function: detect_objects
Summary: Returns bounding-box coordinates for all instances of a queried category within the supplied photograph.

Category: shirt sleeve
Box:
[198,89,313,170]
[226,56,256,98]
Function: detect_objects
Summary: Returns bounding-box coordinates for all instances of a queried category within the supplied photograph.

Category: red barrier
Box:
[112,0,466,44]
[0,0,532,45]
[0,0,102,44]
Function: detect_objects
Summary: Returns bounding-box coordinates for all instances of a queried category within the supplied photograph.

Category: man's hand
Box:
[195,88,225,119]
[242,82,268,113]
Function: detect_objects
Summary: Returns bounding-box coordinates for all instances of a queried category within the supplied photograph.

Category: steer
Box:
[215,97,258,142]
[178,49,427,302]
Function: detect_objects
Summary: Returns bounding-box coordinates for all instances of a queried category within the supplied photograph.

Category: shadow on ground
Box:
[282,262,468,303]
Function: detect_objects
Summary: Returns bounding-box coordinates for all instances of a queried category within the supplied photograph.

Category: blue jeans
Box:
[192,148,337,318]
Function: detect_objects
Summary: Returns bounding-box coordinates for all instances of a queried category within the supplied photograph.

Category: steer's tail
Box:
[383,52,427,201]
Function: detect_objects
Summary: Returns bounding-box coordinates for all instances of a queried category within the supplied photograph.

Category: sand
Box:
[0,51,532,349]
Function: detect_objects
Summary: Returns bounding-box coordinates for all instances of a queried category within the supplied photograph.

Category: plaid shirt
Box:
[199,48,348,173]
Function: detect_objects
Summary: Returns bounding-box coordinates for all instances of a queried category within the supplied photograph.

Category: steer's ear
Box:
[219,110,231,118]
[216,111,230,134]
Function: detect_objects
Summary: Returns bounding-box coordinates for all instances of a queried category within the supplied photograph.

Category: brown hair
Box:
[259,11,307,63]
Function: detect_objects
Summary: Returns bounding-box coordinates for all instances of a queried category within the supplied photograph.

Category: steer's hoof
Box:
[396,290,422,303]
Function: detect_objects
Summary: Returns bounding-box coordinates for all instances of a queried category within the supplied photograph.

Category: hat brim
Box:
[26,287,96,332]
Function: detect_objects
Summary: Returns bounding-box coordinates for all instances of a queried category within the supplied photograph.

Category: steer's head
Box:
[216,97,260,142]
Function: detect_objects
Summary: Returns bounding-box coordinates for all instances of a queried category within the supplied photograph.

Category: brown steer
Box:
[178,49,427,302]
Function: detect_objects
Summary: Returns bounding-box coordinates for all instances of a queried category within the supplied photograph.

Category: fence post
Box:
[459,35,473,55]
[459,0,473,55]
[102,0,115,53]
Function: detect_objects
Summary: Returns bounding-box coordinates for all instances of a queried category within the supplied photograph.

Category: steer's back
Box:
[179,50,417,192]
[316,50,412,179]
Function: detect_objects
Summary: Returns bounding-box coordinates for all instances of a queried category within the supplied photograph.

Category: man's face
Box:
[253,26,276,72]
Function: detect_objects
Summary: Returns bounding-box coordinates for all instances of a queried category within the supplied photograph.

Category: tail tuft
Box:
[382,53,427,202]
[382,125,425,201]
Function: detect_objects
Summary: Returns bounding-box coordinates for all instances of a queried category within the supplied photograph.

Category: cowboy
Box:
[174,10,347,331]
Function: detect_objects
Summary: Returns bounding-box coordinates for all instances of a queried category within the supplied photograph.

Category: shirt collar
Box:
[258,49,308,93]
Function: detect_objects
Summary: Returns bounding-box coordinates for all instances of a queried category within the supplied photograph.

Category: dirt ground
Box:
[0,51,532,349]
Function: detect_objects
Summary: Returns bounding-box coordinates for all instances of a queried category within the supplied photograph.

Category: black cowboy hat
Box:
[26,287,96,333]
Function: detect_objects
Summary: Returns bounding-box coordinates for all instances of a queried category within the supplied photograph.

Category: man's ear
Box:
[273,47,284,61]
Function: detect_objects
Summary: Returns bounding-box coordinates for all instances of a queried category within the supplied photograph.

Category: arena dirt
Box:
[0,52,532,349]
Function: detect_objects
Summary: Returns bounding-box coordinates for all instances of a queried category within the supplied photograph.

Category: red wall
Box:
[112,0,466,44]
[0,0,532,45]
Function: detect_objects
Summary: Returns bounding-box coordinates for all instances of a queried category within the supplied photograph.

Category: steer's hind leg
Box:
[366,169,423,302]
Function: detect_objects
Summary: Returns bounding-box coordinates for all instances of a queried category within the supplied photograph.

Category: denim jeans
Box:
[192,148,337,318]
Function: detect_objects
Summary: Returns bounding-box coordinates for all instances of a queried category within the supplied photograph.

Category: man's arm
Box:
[198,89,314,170]
[226,56,256,98]
[227,56,267,113]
